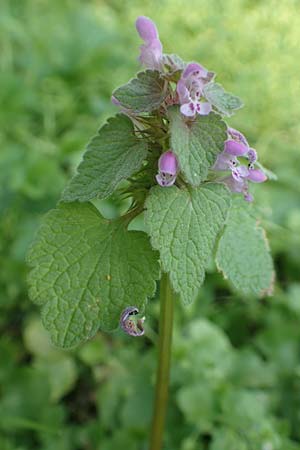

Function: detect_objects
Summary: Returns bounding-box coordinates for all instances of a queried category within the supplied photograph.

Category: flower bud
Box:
[135,16,163,70]
[136,16,159,42]
[120,306,145,337]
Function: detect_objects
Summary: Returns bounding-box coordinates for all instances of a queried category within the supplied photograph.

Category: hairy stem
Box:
[149,273,174,450]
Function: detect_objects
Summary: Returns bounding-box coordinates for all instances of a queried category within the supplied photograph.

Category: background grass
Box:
[1,0,300,449]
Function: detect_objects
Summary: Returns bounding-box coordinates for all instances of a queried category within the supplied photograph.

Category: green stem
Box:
[149,273,174,450]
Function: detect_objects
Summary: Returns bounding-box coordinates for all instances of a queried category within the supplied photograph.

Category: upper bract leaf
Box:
[62,114,148,202]
[112,70,167,113]
[145,183,231,304]
[203,82,244,117]
[27,202,160,348]
[216,197,274,296]
[169,107,227,186]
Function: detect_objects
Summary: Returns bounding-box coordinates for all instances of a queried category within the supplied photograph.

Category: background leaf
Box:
[112,70,167,113]
[203,82,244,116]
[216,197,274,296]
[169,107,227,185]
[62,114,148,202]
[27,202,160,347]
[145,183,231,304]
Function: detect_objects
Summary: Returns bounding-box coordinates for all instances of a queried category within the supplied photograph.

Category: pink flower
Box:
[214,127,267,201]
[177,62,214,117]
[156,150,179,187]
[135,16,163,70]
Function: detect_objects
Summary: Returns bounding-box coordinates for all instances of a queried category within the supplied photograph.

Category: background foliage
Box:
[1,0,300,448]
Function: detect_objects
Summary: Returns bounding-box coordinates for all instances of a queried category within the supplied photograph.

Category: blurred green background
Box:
[1,0,300,449]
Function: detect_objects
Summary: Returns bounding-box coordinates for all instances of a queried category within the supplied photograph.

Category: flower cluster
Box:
[213,128,267,202]
[134,16,268,201]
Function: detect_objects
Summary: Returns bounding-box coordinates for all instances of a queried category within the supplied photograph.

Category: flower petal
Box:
[158,151,178,175]
[247,148,258,163]
[156,173,176,187]
[177,79,190,104]
[247,169,267,183]
[139,39,163,69]
[213,151,238,171]
[227,127,249,147]
[180,102,196,117]
[183,62,207,79]
[224,139,248,156]
[198,102,212,115]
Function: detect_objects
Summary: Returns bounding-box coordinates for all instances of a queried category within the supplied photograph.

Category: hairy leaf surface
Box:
[145,183,231,304]
[216,197,274,296]
[62,114,148,202]
[169,107,227,186]
[27,202,160,347]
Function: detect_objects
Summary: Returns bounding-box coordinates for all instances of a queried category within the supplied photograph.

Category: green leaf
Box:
[27,202,160,348]
[145,183,231,304]
[216,197,274,296]
[169,107,227,186]
[62,114,148,202]
[177,383,216,432]
[163,53,186,71]
[112,70,167,113]
[203,82,243,116]
[35,354,78,402]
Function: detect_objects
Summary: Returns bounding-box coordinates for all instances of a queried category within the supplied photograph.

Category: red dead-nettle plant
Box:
[27,17,274,450]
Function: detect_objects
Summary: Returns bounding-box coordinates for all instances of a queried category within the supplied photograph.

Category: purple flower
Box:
[213,127,267,201]
[222,172,252,202]
[120,306,145,337]
[231,164,249,182]
[135,16,163,70]
[177,62,214,117]
[223,166,267,201]
[156,150,179,187]
[212,151,238,171]
[227,128,258,163]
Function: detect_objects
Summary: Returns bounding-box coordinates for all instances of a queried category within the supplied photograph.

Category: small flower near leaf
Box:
[135,16,163,70]
[120,306,145,337]
[156,151,179,187]
[177,62,214,117]
[214,127,267,201]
